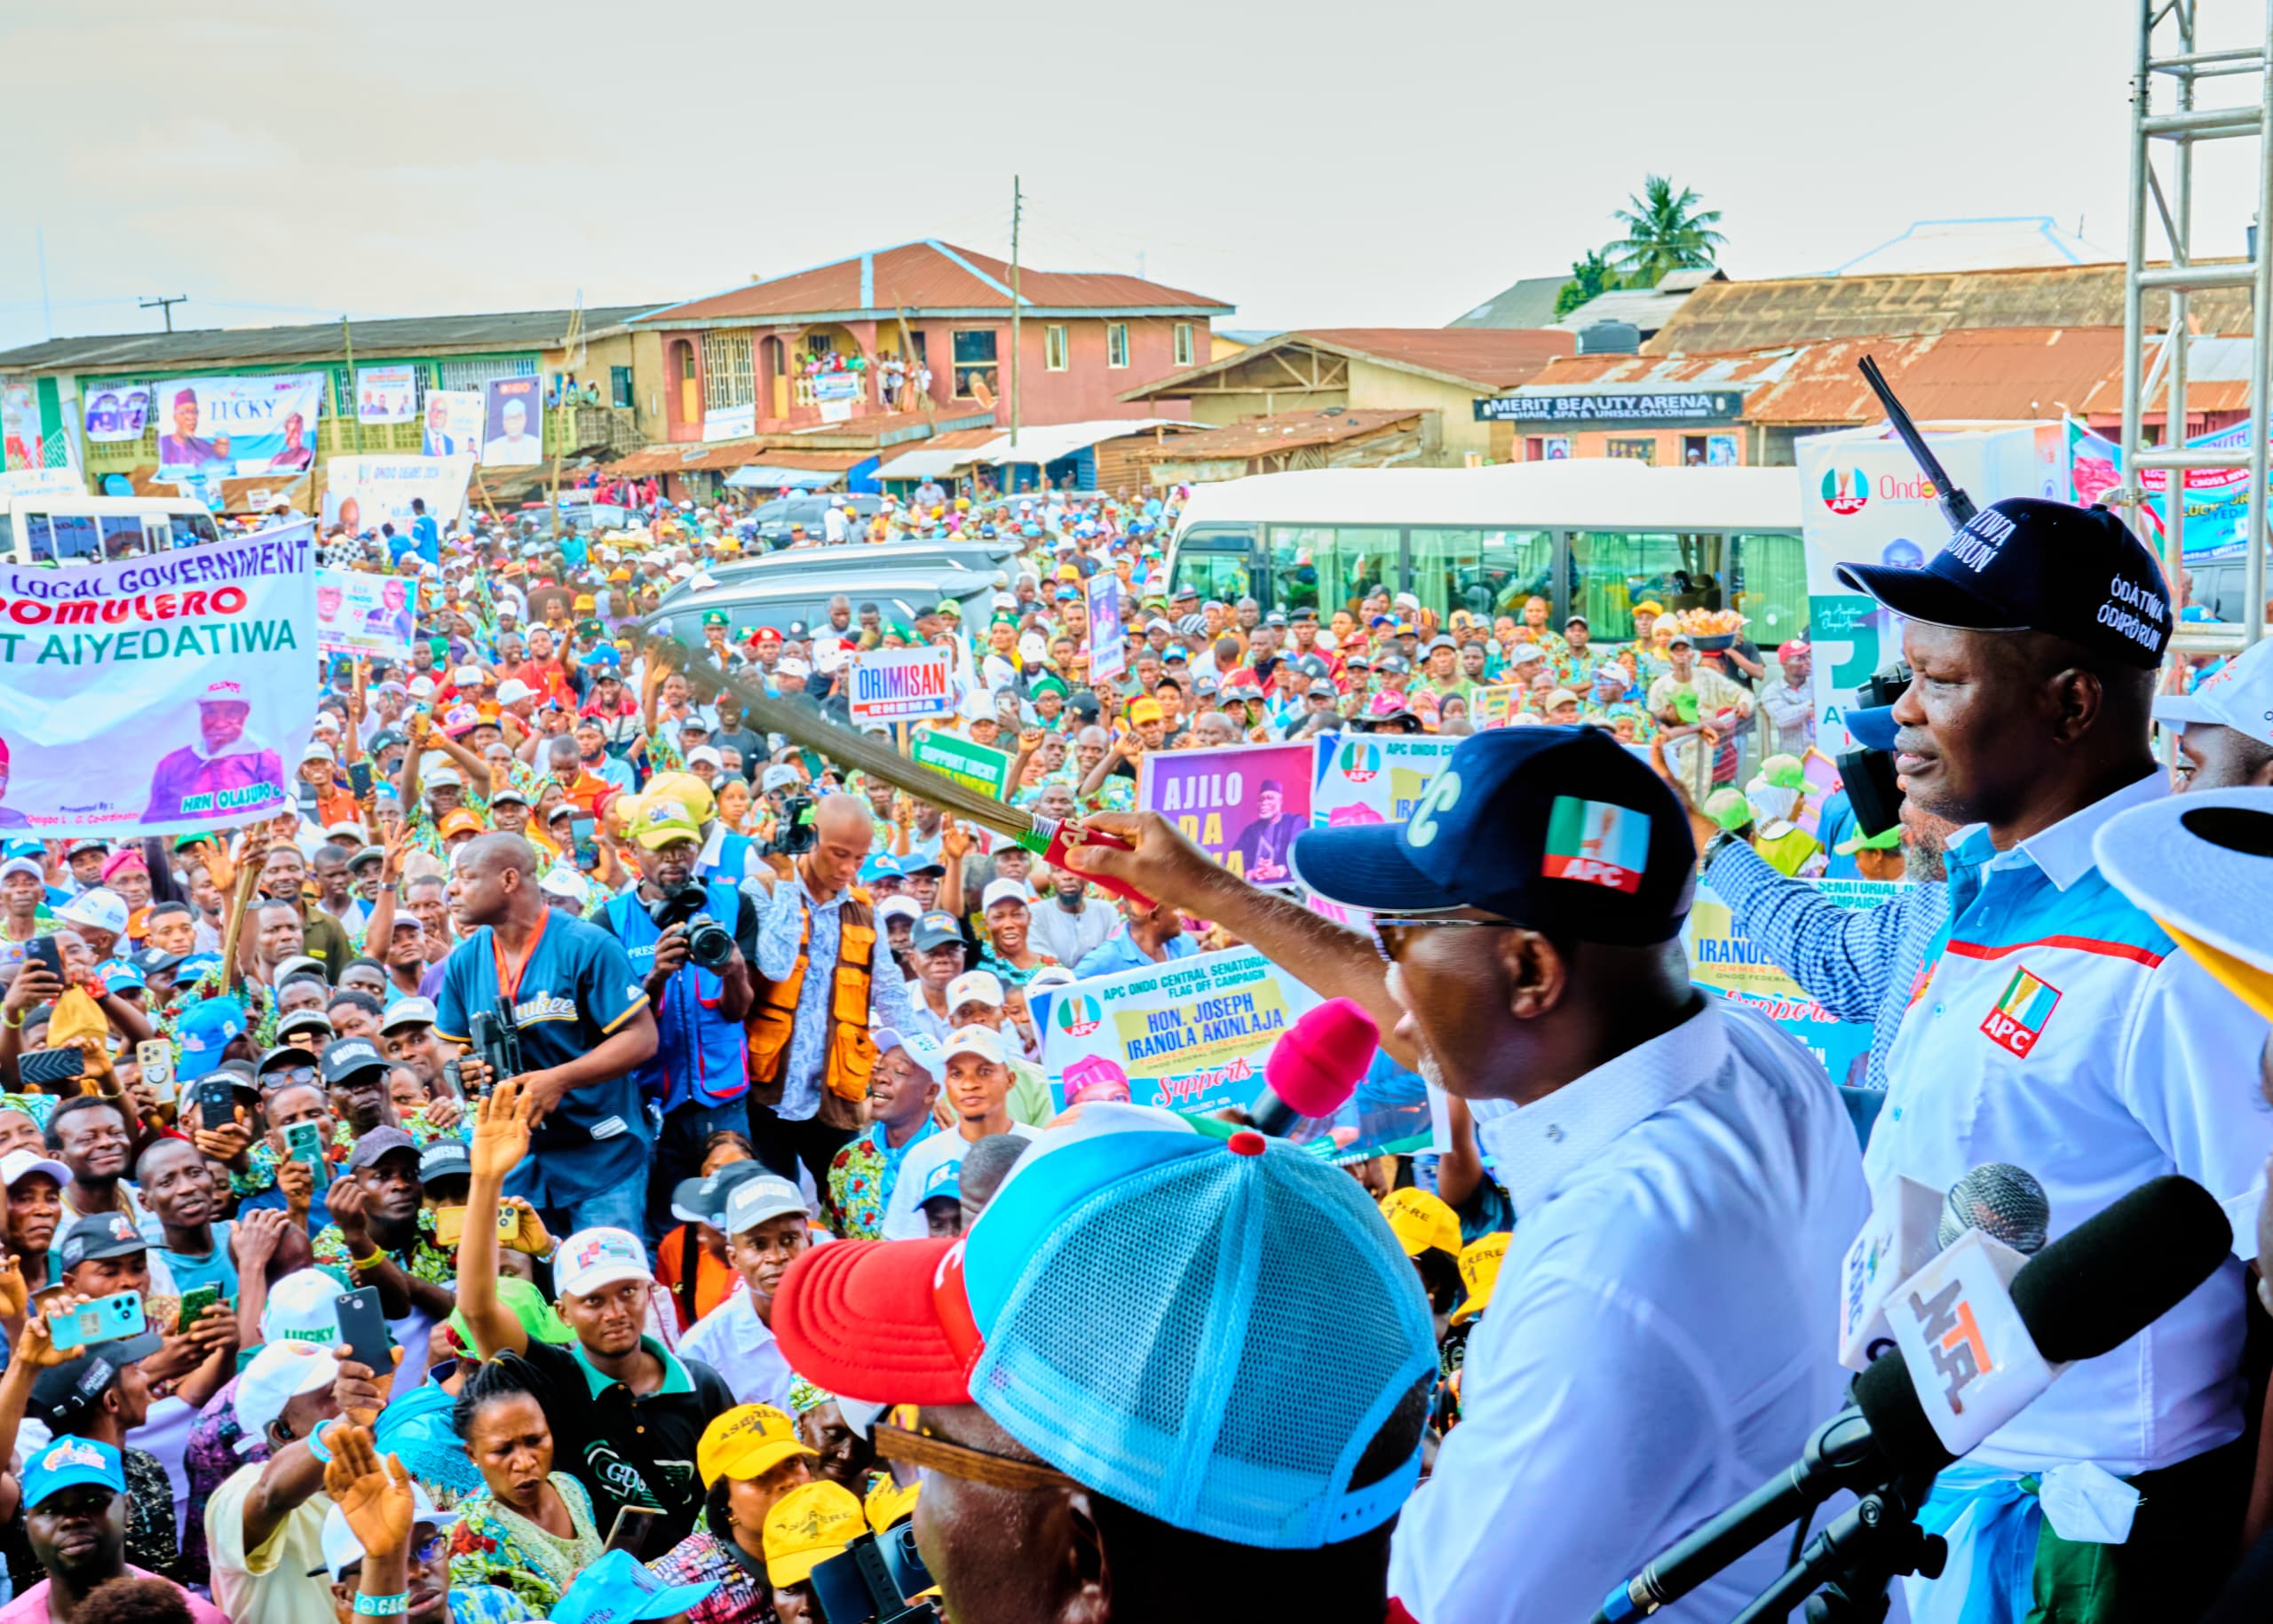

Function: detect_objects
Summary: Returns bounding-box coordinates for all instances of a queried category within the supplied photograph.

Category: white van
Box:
[0,495,223,566]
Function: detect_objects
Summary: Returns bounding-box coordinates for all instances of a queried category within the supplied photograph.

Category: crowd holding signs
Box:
[5,442,2272,1624]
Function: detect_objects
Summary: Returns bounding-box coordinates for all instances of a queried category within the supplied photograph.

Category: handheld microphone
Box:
[1245,998,1377,1136]
[1840,1163,2051,1371]
[1589,1175,2232,1623]
[1937,1161,2049,1254]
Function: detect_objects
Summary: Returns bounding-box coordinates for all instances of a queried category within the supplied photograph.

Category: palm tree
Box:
[1607,177,1726,289]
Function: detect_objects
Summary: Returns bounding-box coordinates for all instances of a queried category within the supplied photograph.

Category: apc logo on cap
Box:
[1980,965,2061,1058]
[41,1438,104,1472]
[1542,797,1648,894]
[1821,468,1869,516]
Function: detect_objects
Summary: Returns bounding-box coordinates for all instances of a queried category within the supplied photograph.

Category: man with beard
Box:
[144,680,286,823]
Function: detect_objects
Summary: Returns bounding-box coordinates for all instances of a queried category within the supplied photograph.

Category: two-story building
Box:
[626,241,1232,448]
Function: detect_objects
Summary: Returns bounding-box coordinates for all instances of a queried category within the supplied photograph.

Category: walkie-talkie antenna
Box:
[1857,355,1978,533]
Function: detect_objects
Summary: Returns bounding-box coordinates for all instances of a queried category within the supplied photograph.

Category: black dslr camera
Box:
[765,792,818,858]
[809,1521,939,1624]
[1837,661,1913,840]
[647,884,736,972]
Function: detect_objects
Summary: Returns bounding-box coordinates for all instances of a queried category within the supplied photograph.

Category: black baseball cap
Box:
[129,947,184,977]
[912,910,965,952]
[418,1140,471,1187]
[318,1037,389,1087]
[30,1332,162,1425]
[345,1125,419,1173]
[1289,725,1696,945]
[1836,498,2171,669]
[57,1214,148,1269]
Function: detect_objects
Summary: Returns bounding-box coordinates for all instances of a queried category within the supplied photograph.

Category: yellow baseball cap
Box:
[1633,600,1666,615]
[1128,697,1163,725]
[1379,1188,1461,1259]
[642,770,715,827]
[697,1405,815,1488]
[1451,1232,1511,1324]
[764,1480,867,1588]
[865,1475,920,1533]
[630,800,704,850]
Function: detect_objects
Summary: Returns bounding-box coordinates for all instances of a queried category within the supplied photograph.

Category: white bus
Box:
[1162,460,1809,646]
[0,495,223,566]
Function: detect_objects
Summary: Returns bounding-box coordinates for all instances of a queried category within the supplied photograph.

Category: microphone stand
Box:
[1727,1476,1945,1624]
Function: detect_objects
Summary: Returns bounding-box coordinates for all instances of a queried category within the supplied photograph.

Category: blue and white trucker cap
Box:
[773,1103,1436,1549]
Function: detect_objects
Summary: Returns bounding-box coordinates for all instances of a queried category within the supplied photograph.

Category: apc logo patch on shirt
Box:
[1980,965,2062,1058]
[1542,797,1647,894]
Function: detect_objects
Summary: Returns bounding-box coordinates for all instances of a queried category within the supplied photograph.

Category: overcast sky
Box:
[3,0,2261,354]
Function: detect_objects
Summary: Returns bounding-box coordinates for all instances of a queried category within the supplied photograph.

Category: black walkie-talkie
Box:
[1857,355,1978,534]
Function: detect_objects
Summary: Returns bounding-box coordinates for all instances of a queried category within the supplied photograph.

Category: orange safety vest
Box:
[748,890,877,1125]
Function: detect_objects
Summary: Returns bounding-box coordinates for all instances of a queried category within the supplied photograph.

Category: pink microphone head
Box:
[1263,997,1380,1118]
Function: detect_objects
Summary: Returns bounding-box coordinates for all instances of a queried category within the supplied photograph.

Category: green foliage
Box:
[1605,176,1726,289]
[1554,250,1620,319]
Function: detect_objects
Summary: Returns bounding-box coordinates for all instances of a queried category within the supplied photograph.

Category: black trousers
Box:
[746,1100,857,1192]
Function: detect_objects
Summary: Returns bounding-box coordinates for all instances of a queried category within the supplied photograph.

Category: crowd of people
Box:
[2,465,2270,1624]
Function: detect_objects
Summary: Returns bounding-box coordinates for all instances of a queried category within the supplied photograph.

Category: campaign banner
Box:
[1140,741,1313,887]
[702,403,756,444]
[321,455,475,536]
[422,391,483,459]
[481,377,544,467]
[812,372,861,403]
[2,382,55,472]
[1087,570,1126,682]
[356,365,417,425]
[1311,733,1457,828]
[315,568,416,661]
[1683,878,1903,1086]
[2068,416,2251,558]
[1471,685,1521,728]
[909,730,1011,799]
[849,645,957,725]
[1033,946,1430,1161]
[153,373,324,478]
[82,384,151,444]
[0,520,316,836]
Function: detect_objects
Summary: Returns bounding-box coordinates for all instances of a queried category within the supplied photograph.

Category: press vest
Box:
[605,878,748,1113]
[748,890,877,1129]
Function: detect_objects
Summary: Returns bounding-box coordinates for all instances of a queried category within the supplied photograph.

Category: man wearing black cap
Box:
[1066,728,1865,1617]
[321,1125,454,1324]
[317,1036,395,1138]
[1823,497,2271,1622]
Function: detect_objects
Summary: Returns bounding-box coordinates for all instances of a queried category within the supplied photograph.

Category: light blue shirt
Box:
[1390,1002,1867,1624]
[1073,923,1199,979]
[751,872,915,1121]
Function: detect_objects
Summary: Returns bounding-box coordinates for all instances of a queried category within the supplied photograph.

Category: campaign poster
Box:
[1,382,49,472]
[2068,416,2251,558]
[0,520,316,836]
[1139,741,1312,887]
[1470,685,1520,728]
[422,391,484,459]
[1087,570,1126,682]
[1683,878,1904,1087]
[321,456,475,536]
[152,373,324,478]
[357,365,417,425]
[848,645,957,725]
[316,568,416,661]
[1311,732,1457,828]
[82,385,151,444]
[481,376,544,467]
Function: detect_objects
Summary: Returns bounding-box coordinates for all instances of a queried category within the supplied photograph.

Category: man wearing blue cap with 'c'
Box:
[1065,725,1869,1622]
[6,1435,227,1621]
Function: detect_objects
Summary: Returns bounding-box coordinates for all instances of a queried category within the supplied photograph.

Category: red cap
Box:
[772,1237,981,1406]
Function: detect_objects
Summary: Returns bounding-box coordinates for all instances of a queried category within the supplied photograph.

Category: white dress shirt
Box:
[677,1280,796,1413]
[879,1121,1043,1240]
[1866,771,2269,1475]
[1389,1000,1868,1624]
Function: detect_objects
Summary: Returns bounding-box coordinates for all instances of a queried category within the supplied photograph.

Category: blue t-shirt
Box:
[140,1219,240,1300]
[411,513,441,566]
[435,912,652,1206]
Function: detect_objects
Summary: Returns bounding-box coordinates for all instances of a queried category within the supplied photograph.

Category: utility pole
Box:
[139,295,186,333]
[341,317,363,455]
[35,226,51,340]
[1010,174,1022,460]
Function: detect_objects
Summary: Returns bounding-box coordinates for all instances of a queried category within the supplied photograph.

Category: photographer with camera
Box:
[598,801,764,1238]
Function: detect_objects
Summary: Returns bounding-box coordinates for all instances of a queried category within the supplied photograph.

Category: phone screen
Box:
[199,1085,238,1130]
[571,818,598,867]
[603,1506,661,1559]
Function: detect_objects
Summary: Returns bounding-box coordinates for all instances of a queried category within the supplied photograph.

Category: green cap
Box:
[1758,753,1808,792]
[447,1276,574,1351]
[1833,824,1903,855]
[702,609,728,628]
[1703,788,1753,832]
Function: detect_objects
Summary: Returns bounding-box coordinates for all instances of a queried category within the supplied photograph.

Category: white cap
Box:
[425,766,463,789]
[234,1338,340,1449]
[1025,964,1078,993]
[871,1026,945,1079]
[723,1173,807,1237]
[323,820,365,839]
[877,894,922,924]
[2155,636,2273,748]
[0,857,44,885]
[59,889,127,936]
[555,1226,653,1298]
[1508,643,1547,665]
[452,666,483,685]
[760,764,800,793]
[200,679,248,705]
[979,878,1030,914]
[946,969,1006,1015]
[495,678,533,705]
[686,746,723,769]
[408,676,437,698]
[941,1024,1009,1067]
[778,657,812,678]
[538,866,590,904]
[262,1268,346,1346]
[321,1484,456,1580]
[0,1150,69,1191]
[301,741,335,764]
[1393,591,1421,611]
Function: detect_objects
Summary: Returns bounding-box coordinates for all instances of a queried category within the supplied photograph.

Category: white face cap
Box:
[946,968,1007,1015]
[2153,635,2273,749]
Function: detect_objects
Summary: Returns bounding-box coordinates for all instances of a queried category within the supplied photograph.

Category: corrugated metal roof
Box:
[1552,282,1709,337]
[1648,264,2254,356]
[1122,327,1573,402]
[1747,328,2126,424]
[1447,275,1569,331]
[1129,408,1424,459]
[0,306,661,374]
[989,417,1202,465]
[875,428,1006,477]
[603,440,864,477]
[638,242,1231,326]
[1512,348,1797,394]
[1826,218,2115,277]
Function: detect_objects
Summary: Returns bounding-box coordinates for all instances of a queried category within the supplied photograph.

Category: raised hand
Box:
[324,1424,414,1560]
[470,1075,534,1182]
